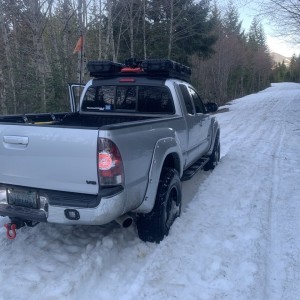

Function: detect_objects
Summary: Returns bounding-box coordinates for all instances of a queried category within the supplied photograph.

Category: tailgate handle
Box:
[3,135,29,145]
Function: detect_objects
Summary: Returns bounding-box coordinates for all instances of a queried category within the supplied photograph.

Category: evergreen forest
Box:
[0,0,298,114]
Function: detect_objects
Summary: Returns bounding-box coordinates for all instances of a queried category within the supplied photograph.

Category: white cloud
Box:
[266,35,300,57]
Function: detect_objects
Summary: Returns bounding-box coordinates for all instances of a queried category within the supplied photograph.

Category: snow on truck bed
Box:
[0,82,299,300]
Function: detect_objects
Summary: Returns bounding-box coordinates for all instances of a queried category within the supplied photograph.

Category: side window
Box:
[179,84,194,115]
[137,86,174,114]
[82,86,114,111]
[188,87,205,114]
[81,84,174,113]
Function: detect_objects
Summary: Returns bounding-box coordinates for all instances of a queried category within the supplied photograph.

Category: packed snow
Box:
[0,82,300,300]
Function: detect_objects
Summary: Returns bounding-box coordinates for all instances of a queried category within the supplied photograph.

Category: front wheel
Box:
[136,168,182,243]
[204,133,220,171]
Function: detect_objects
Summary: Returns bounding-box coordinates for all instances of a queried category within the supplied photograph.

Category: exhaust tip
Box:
[122,217,133,228]
[115,214,133,228]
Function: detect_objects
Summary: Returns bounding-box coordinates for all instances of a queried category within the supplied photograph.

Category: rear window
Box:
[81,85,174,114]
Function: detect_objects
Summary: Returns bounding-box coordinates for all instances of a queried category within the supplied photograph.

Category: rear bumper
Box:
[0,185,126,225]
[47,190,126,225]
[0,203,47,222]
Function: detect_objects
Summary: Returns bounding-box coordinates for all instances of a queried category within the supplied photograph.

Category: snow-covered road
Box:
[0,82,300,300]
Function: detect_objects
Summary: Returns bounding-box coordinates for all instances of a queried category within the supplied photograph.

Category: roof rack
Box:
[86,58,191,82]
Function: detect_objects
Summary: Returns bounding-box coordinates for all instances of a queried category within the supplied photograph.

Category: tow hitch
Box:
[3,219,39,240]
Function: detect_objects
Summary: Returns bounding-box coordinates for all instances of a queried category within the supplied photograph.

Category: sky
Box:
[238,4,300,57]
[218,0,300,57]
[0,82,300,299]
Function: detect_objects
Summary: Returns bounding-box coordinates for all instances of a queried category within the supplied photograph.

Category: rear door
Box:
[178,84,211,164]
[0,125,99,194]
[68,83,85,112]
[187,86,211,155]
[178,84,203,164]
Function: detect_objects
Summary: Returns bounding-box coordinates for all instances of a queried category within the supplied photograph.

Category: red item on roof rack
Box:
[121,67,143,73]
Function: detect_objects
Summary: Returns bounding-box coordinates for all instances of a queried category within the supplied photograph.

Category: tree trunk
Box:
[104,0,115,60]
[129,0,134,57]
[33,33,47,111]
[167,0,174,59]
[98,0,103,59]
[0,68,7,114]
[143,0,147,59]
[0,16,17,113]
[76,0,84,84]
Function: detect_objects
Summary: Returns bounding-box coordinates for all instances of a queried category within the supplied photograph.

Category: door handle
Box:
[3,135,29,145]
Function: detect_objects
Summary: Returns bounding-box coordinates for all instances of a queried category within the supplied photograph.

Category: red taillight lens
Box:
[97,138,124,186]
[98,152,113,170]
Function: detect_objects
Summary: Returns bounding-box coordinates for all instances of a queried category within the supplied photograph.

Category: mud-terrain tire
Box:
[204,133,220,171]
[136,168,182,243]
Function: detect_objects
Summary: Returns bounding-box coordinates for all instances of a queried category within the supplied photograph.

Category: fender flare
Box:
[134,136,183,214]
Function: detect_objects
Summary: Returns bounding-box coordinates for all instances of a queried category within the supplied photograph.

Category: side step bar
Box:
[181,157,209,181]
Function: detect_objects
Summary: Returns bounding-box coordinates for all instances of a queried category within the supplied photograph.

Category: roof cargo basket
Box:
[87,58,191,82]
[87,61,124,77]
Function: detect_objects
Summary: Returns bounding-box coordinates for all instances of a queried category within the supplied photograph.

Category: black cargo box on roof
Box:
[87,61,124,77]
[86,59,191,82]
[142,59,191,82]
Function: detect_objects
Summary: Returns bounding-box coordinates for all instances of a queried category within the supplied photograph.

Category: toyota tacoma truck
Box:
[0,59,220,243]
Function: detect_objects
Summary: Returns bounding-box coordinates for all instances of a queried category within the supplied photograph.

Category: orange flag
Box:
[73,35,83,54]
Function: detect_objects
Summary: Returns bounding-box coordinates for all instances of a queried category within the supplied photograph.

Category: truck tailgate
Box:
[0,125,99,194]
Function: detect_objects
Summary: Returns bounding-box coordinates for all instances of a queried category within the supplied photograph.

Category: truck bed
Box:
[0,112,159,128]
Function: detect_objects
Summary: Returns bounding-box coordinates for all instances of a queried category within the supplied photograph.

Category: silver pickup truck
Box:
[0,59,220,242]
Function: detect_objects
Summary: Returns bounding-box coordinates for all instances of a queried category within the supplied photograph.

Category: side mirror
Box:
[205,102,218,113]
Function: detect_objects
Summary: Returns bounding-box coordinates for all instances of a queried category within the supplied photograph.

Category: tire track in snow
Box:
[218,94,282,158]
[262,92,300,300]
[263,99,287,299]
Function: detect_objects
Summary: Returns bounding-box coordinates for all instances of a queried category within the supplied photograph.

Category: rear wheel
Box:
[136,168,182,243]
[204,133,220,171]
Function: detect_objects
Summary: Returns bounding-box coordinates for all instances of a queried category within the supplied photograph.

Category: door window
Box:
[179,84,194,115]
[188,87,205,114]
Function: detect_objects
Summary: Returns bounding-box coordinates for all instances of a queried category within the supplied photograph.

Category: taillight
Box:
[97,138,124,186]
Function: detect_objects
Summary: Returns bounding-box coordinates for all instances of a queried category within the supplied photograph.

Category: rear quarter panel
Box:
[100,116,187,212]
